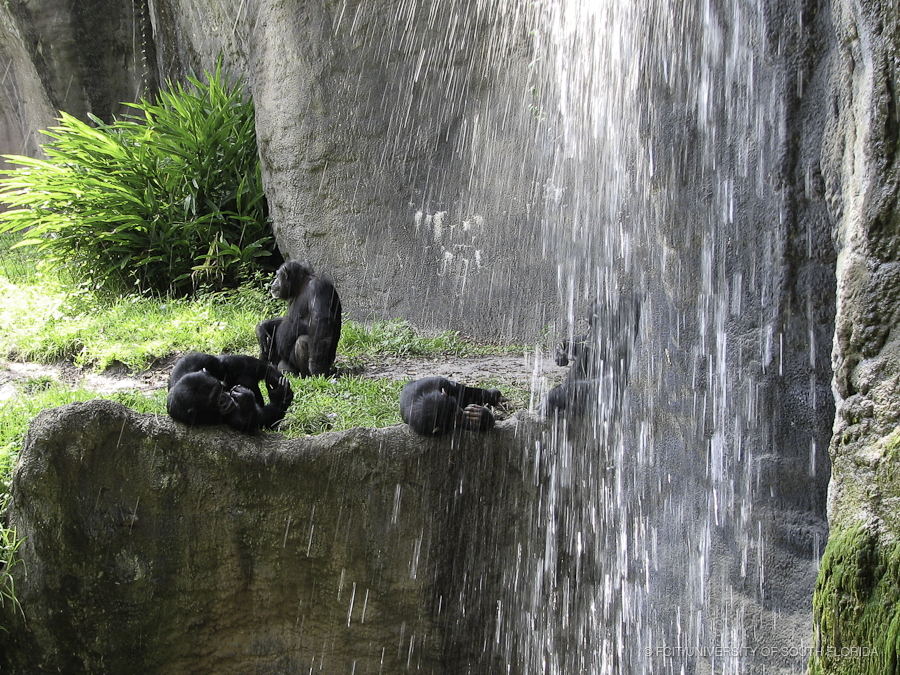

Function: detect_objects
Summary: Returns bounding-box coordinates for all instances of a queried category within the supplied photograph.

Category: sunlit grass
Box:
[278,375,405,436]
[0,272,514,370]
[0,269,533,499]
[0,270,531,446]
[0,272,277,370]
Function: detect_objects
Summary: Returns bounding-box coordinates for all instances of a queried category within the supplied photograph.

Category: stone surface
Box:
[809,0,900,670]
[0,399,545,673]
[0,392,834,674]
[153,0,552,340]
[0,0,151,170]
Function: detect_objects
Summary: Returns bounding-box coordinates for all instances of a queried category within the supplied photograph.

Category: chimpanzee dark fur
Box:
[400,376,505,436]
[256,261,342,377]
[167,352,293,433]
[544,293,642,416]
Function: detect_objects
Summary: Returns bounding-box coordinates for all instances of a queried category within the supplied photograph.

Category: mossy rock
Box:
[810,522,900,673]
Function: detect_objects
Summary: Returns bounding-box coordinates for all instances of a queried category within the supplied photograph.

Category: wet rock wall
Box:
[0,400,543,673]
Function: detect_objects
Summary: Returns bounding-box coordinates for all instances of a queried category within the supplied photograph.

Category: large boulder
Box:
[156,0,552,340]
[0,390,835,674]
[0,400,542,674]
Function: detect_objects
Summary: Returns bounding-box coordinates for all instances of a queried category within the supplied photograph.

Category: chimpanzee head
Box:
[270,261,314,301]
[167,370,236,425]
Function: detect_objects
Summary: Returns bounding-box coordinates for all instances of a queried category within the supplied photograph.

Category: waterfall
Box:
[312,0,831,669]
[487,0,832,672]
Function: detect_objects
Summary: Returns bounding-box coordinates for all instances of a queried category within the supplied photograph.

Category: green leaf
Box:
[0,54,277,296]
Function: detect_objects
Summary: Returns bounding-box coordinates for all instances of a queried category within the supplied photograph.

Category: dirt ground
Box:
[0,352,569,408]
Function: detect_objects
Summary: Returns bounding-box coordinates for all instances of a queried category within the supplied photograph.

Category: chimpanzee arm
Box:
[555,333,590,366]
[256,317,285,363]
[458,404,496,432]
[218,355,274,384]
[445,381,505,408]
[168,352,227,388]
[257,376,294,428]
[306,279,342,376]
[216,354,285,407]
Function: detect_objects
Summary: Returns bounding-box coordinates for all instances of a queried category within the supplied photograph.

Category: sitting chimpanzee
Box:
[167,352,294,433]
[400,377,506,437]
[544,293,642,416]
[554,300,601,376]
[256,261,342,377]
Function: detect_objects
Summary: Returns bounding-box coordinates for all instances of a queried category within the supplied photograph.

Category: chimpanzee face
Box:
[167,371,233,423]
[270,261,312,301]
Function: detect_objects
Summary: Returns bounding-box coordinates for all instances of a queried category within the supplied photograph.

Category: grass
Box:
[279,375,406,436]
[0,493,23,625]
[0,269,517,371]
[0,264,532,478]
[0,273,275,370]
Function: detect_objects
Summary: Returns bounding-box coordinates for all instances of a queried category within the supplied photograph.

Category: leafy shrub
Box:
[0,60,277,297]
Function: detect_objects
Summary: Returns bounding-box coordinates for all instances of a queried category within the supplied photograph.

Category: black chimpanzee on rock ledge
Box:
[400,376,506,436]
[256,261,342,377]
[167,352,294,433]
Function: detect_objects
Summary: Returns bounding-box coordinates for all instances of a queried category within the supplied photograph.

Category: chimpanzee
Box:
[544,293,642,416]
[256,261,342,377]
[167,352,294,433]
[400,377,507,437]
[554,300,601,377]
[543,377,606,415]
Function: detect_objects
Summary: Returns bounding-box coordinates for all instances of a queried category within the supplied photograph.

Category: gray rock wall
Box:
[825,0,900,521]
[808,0,900,670]
[0,400,544,674]
[0,0,151,171]
[143,0,553,340]
[1,0,558,339]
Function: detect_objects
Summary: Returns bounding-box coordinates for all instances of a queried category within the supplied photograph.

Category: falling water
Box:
[484,0,829,672]
[333,0,830,671]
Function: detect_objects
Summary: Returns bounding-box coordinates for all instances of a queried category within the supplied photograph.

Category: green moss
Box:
[883,428,900,461]
[809,522,900,674]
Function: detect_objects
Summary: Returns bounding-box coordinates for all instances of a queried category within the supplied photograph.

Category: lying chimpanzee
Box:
[256,261,342,377]
[167,352,294,433]
[400,377,506,437]
[544,293,642,415]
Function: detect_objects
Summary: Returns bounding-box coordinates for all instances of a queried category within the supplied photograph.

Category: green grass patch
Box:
[0,273,528,468]
[0,271,278,370]
[278,375,405,436]
[0,272,500,370]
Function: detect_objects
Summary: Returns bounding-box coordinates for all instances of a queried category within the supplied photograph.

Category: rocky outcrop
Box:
[156,0,552,340]
[0,399,545,673]
[810,0,900,671]
[0,0,151,171]
[1,0,555,340]
[0,389,838,674]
